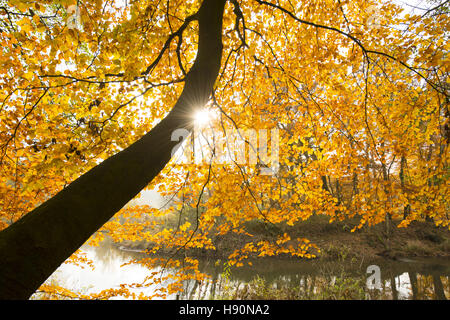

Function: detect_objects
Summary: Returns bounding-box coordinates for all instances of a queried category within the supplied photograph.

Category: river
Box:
[31,238,450,300]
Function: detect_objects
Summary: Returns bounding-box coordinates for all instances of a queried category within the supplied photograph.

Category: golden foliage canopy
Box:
[0,0,448,298]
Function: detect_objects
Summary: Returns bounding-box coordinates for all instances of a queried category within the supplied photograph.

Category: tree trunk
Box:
[390,274,398,300]
[432,274,447,300]
[400,156,411,219]
[0,0,226,300]
[408,271,418,299]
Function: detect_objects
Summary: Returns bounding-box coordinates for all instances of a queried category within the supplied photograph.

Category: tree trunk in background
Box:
[409,271,418,299]
[0,0,226,300]
[400,156,411,219]
[390,273,398,300]
[433,274,447,300]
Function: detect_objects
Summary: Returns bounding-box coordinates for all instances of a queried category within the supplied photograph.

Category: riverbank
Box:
[116,215,450,262]
[287,216,450,261]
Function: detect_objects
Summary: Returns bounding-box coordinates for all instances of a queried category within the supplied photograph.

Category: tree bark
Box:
[0,0,226,300]
[408,271,418,299]
[433,274,447,300]
[390,273,398,300]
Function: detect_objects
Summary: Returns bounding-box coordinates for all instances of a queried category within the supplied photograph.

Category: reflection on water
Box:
[37,240,450,300]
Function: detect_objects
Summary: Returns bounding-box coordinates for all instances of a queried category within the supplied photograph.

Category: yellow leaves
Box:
[22,71,34,81]
[0,0,448,300]
[16,17,33,33]
[65,250,95,270]
[32,14,40,26]
[397,219,411,229]
[34,2,45,13]
[276,233,290,245]
[10,0,30,12]
[124,63,142,80]
[179,221,191,232]
[66,28,78,42]
[37,284,81,300]
[226,235,317,261]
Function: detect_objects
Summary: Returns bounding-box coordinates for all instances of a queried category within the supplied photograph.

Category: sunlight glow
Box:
[194,109,213,127]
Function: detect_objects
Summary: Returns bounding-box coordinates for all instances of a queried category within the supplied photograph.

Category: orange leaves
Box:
[0,0,448,300]
[65,250,95,270]
[226,234,318,266]
[36,284,82,300]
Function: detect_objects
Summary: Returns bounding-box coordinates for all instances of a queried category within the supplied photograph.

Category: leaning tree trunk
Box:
[0,0,226,300]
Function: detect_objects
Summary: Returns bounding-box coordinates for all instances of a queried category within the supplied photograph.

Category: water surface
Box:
[36,240,450,300]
